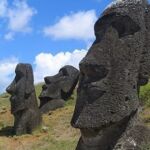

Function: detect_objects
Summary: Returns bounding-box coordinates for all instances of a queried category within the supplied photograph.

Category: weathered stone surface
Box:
[71,0,150,149]
[6,63,42,135]
[39,65,79,114]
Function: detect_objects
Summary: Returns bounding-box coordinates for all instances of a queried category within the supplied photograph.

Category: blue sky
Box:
[0,0,149,93]
[0,0,112,61]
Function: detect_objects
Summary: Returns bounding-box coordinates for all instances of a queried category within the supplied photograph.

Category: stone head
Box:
[6,63,34,113]
[71,0,150,128]
[39,65,79,103]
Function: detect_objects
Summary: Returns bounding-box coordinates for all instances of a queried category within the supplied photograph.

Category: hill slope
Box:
[0,83,79,150]
[0,83,149,150]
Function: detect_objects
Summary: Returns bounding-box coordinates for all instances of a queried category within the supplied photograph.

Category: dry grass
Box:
[0,100,80,150]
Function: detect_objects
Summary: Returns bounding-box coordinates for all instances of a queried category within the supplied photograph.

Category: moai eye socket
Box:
[61,69,68,76]
[80,63,109,83]
[111,15,141,38]
[15,70,24,82]
[94,12,141,43]
[42,84,47,90]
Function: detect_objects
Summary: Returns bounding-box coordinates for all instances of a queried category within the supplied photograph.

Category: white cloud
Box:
[34,49,87,83]
[7,0,36,33]
[0,0,7,17]
[0,57,18,93]
[4,32,14,40]
[0,49,87,93]
[43,10,97,41]
[0,0,36,40]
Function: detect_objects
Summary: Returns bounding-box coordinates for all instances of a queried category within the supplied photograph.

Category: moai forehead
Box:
[6,63,35,113]
[71,0,150,128]
[15,63,34,80]
[44,65,79,84]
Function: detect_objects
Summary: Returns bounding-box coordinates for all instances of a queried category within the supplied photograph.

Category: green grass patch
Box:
[140,82,150,107]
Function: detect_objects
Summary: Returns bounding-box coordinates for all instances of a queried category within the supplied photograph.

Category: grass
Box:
[0,83,80,150]
[140,83,150,129]
[0,83,150,150]
[140,82,150,107]
[35,82,44,104]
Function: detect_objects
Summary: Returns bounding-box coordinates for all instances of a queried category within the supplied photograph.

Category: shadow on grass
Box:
[0,126,14,137]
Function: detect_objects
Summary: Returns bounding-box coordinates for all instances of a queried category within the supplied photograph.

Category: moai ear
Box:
[25,64,34,95]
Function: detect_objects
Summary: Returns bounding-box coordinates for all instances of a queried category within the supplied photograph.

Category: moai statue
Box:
[6,63,42,135]
[39,65,79,114]
[71,0,150,149]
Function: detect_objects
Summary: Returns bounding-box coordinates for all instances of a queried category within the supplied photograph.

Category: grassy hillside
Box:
[0,83,149,150]
[140,83,150,107]
[0,83,79,150]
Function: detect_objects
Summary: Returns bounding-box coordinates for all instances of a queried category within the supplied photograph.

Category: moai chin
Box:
[6,63,42,136]
[71,0,150,149]
[39,65,79,114]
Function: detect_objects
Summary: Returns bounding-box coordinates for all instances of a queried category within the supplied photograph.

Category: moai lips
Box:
[39,65,79,114]
[6,63,42,136]
[71,0,150,149]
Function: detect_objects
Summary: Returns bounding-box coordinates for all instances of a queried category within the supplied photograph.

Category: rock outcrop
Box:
[39,65,79,114]
[71,0,150,149]
[6,63,42,135]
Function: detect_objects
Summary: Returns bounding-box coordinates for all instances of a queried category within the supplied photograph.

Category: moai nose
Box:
[44,77,51,84]
[6,86,12,94]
